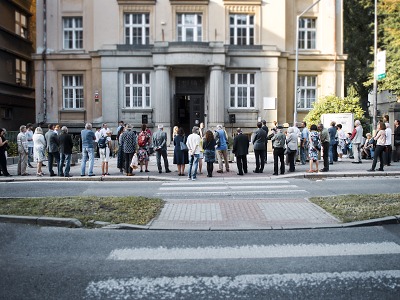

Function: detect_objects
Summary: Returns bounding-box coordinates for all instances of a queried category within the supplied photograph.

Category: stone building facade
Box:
[33,0,346,139]
[0,0,35,130]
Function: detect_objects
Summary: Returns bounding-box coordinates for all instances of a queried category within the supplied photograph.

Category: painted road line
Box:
[108,242,400,261]
[86,270,400,299]
[162,180,290,186]
[158,185,298,191]
[156,190,308,196]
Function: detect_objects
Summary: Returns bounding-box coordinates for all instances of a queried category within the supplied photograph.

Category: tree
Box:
[343,0,374,112]
[304,90,366,127]
[363,0,400,96]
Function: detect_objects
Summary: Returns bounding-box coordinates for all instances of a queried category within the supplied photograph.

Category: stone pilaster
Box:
[154,66,171,142]
[208,66,224,127]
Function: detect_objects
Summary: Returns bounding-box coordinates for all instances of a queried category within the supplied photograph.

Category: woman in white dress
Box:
[33,127,47,176]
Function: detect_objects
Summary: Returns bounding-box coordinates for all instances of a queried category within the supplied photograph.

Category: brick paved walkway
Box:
[150,198,339,230]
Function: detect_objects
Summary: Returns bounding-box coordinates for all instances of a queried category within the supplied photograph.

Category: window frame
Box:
[229,73,256,108]
[298,18,316,50]
[124,13,150,45]
[15,11,28,38]
[62,75,84,109]
[297,75,317,110]
[15,58,27,86]
[176,13,203,42]
[124,72,151,109]
[63,17,83,50]
[229,14,255,46]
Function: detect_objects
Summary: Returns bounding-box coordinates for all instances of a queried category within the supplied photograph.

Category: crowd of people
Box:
[1,116,400,178]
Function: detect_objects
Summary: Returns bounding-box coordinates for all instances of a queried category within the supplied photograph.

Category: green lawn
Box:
[0,196,164,228]
[310,194,400,223]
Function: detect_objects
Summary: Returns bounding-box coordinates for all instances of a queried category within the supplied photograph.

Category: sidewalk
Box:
[2,149,400,181]
[1,150,400,230]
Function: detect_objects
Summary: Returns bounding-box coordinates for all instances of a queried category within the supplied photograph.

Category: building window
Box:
[177,13,202,42]
[298,75,317,109]
[63,17,83,50]
[230,73,255,108]
[15,11,28,38]
[63,75,84,109]
[229,14,254,45]
[124,13,150,45]
[16,59,27,86]
[298,18,316,50]
[125,73,150,108]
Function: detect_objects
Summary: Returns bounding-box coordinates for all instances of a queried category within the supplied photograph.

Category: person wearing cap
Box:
[186,126,201,180]
[271,124,286,175]
[233,128,249,175]
[251,122,267,173]
[152,124,171,174]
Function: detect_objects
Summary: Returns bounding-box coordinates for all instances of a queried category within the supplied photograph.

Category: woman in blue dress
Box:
[308,124,320,173]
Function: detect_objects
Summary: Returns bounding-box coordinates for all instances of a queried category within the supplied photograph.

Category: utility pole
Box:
[372,0,378,131]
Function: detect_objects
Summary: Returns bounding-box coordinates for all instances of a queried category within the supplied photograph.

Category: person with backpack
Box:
[99,130,112,176]
[308,124,320,173]
[137,124,151,173]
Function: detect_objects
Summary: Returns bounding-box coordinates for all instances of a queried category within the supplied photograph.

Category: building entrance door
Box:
[175,78,204,135]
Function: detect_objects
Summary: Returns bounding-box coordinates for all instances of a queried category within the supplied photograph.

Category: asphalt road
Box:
[0,223,399,299]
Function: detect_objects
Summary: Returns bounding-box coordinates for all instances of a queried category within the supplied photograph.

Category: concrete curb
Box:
[1,172,400,183]
[1,214,399,230]
[0,215,82,228]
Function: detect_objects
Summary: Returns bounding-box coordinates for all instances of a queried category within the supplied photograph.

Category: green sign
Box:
[377,73,386,80]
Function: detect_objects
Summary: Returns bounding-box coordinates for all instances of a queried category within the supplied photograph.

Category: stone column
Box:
[208,66,224,128]
[154,66,171,142]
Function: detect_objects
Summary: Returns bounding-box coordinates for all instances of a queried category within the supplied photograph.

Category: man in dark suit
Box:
[233,128,249,175]
[45,124,60,176]
[251,122,267,173]
[261,120,269,163]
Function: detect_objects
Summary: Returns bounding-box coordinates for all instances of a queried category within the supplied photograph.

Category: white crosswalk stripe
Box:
[157,179,308,199]
[86,242,400,299]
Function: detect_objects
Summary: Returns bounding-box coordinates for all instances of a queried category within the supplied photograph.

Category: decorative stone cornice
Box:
[223,0,261,5]
[170,0,209,5]
[116,0,156,5]
[225,5,257,13]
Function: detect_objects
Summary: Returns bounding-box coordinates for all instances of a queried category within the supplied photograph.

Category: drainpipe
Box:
[42,0,47,124]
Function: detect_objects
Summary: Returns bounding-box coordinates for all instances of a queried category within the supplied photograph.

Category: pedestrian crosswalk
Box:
[85,241,400,299]
[156,179,308,200]
[151,179,334,230]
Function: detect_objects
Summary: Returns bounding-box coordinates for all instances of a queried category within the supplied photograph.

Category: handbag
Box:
[130,153,138,169]
[180,141,188,151]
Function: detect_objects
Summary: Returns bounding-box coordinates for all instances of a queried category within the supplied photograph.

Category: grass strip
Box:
[0,196,164,228]
[310,194,400,223]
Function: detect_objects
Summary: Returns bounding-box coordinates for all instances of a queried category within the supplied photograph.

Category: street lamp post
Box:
[372,0,378,131]
[294,0,322,126]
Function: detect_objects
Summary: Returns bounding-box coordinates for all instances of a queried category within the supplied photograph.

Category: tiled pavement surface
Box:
[150,198,339,230]
[2,150,400,230]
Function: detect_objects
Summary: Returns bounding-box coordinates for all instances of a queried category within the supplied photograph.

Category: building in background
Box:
[0,0,36,130]
[33,0,346,139]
